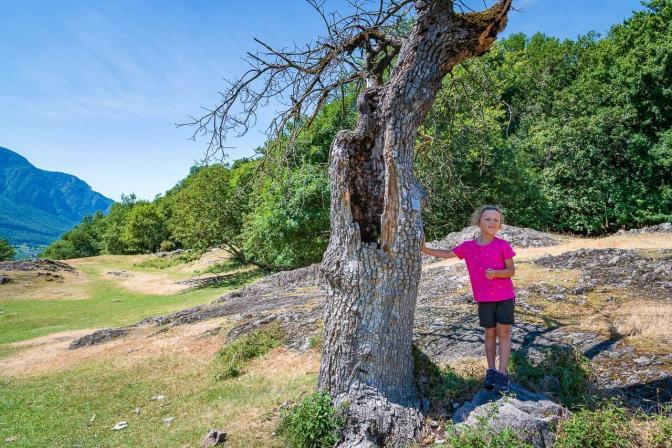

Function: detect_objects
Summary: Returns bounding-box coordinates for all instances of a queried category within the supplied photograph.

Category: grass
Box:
[213,324,286,380]
[580,302,672,355]
[552,402,672,448]
[195,259,246,275]
[554,400,636,448]
[196,269,267,290]
[443,417,533,448]
[0,349,319,448]
[0,278,233,345]
[0,256,261,346]
[132,251,202,270]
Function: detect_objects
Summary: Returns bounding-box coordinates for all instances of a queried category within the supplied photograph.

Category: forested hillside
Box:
[41,1,672,269]
[0,147,113,257]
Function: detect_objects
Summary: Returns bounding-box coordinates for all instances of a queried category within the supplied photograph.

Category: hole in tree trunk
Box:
[348,138,384,244]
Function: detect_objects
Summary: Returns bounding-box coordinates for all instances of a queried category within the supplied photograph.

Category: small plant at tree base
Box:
[554,400,638,448]
[277,391,345,448]
[213,323,286,380]
[509,345,592,408]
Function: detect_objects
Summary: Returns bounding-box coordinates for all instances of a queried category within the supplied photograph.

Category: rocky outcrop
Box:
[422,225,561,264]
[617,223,672,234]
[534,248,672,295]
[452,385,569,448]
[0,258,76,272]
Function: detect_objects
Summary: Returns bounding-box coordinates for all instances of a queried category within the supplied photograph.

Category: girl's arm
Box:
[420,238,457,259]
[490,258,515,278]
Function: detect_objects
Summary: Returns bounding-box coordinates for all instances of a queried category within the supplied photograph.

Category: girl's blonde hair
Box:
[470,205,505,226]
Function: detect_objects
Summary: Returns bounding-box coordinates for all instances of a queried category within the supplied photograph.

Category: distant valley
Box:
[0,146,113,258]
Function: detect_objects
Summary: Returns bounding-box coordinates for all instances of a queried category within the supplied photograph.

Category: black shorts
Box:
[478,298,515,328]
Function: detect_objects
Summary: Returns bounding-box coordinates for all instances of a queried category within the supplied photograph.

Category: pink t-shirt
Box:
[453,237,516,302]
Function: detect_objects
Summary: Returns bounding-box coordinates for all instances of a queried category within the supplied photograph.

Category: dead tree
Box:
[187,1,512,445]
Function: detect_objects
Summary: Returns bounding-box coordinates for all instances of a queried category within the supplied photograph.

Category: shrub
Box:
[509,346,592,408]
[159,240,176,252]
[0,238,16,261]
[555,401,637,448]
[277,391,345,448]
[133,251,200,269]
[213,324,285,380]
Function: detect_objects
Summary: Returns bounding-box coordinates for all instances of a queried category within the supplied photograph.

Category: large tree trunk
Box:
[319,1,512,446]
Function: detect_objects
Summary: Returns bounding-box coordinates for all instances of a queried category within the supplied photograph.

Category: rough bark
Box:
[319,1,512,446]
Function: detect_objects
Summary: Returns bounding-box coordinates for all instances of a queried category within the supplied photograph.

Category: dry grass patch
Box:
[180,247,233,273]
[514,262,581,288]
[580,301,672,355]
[514,233,672,260]
[0,319,231,378]
[0,269,89,301]
[112,271,191,295]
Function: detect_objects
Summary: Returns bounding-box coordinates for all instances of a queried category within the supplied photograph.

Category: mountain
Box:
[0,147,114,256]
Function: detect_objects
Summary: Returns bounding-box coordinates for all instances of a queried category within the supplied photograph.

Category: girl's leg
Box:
[484,327,497,370]
[496,323,512,373]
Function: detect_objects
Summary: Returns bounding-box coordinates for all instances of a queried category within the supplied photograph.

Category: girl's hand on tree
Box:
[420,237,427,252]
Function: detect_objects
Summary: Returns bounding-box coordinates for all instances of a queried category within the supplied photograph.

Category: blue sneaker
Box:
[494,371,511,395]
[484,368,497,390]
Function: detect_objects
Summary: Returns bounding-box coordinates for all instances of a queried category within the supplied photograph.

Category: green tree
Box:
[167,164,245,257]
[0,238,16,261]
[241,164,330,270]
[102,193,138,254]
[122,202,168,253]
[40,212,105,259]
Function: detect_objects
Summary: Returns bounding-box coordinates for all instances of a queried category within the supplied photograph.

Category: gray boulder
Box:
[452,384,568,448]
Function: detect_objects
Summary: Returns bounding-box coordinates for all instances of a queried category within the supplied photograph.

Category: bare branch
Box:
[183,0,509,162]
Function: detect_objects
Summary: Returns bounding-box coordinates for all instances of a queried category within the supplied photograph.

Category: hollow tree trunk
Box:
[319,1,512,446]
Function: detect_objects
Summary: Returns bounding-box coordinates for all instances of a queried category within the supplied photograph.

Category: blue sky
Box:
[1,0,645,201]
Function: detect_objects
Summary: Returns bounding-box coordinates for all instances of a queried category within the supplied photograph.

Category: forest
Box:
[41,1,672,270]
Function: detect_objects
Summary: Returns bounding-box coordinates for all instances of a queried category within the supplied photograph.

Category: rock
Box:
[624,223,672,234]
[151,395,166,401]
[163,417,174,426]
[107,271,132,278]
[133,407,141,415]
[633,356,653,366]
[5,436,17,442]
[112,421,128,430]
[0,258,76,272]
[0,275,10,284]
[69,328,130,349]
[201,429,227,447]
[452,384,568,448]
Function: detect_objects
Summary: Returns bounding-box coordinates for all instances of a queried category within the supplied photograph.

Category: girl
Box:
[420,205,516,394]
